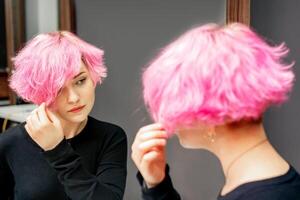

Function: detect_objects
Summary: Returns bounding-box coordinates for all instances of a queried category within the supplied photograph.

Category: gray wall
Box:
[25,0,58,40]
[251,0,300,171]
[74,0,225,199]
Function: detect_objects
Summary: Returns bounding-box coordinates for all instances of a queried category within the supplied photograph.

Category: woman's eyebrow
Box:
[73,72,86,79]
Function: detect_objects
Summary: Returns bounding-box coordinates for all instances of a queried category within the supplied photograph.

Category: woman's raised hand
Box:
[131,123,168,188]
[25,103,64,151]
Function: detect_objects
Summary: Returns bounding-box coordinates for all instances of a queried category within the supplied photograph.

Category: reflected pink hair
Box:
[143,23,295,133]
[9,31,106,105]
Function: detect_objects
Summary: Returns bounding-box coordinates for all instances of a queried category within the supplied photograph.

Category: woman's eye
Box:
[76,78,86,85]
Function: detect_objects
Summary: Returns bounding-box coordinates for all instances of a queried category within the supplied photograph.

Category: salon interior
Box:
[0,0,299,199]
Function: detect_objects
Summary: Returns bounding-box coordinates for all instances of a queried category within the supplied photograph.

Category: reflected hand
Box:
[25,103,64,151]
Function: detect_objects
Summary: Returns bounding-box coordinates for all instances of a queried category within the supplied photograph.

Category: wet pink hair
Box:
[143,23,295,133]
[9,31,106,105]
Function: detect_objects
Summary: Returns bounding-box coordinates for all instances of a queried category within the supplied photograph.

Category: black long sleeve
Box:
[136,165,181,200]
[43,128,127,200]
[0,137,14,200]
[136,164,300,200]
[217,166,300,200]
[0,116,127,200]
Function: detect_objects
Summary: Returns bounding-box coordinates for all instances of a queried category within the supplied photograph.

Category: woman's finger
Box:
[29,112,40,130]
[139,130,168,142]
[138,123,164,136]
[138,139,166,156]
[132,138,165,163]
[26,115,37,132]
[38,103,51,124]
[45,108,61,126]
[142,150,164,165]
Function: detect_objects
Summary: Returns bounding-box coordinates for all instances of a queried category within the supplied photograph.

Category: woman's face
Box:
[51,61,95,124]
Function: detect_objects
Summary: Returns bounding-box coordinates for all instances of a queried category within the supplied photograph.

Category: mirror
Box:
[25,0,59,41]
[0,0,7,72]
[1,0,76,104]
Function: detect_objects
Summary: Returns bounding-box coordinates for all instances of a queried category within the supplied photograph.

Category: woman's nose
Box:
[67,89,80,104]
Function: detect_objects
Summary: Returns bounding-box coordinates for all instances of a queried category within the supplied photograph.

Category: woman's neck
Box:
[61,118,88,139]
[208,122,289,196]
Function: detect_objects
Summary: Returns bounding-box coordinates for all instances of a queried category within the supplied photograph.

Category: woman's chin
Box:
[63,113,88,124]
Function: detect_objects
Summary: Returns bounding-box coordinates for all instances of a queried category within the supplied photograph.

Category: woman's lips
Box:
[68,105,85,113]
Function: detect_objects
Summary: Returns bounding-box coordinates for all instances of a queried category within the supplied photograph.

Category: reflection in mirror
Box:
[25,0,59,40]
[1,0,75,104]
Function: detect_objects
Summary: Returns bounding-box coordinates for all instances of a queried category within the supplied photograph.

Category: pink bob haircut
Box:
[143,23,295,133]
[9,31,106,106]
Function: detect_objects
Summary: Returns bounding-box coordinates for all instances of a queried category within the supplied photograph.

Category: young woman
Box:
[0,31,127,200]
[131,23,300,199]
